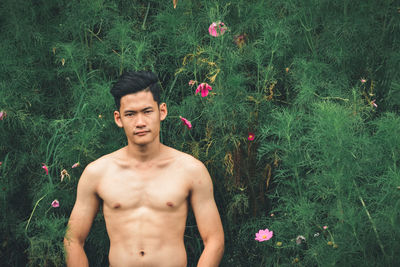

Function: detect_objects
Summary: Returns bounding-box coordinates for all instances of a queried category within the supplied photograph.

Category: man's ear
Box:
[114,110,123,128]
[159,103,168,121]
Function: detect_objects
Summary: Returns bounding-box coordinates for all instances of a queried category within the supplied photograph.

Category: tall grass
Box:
[0,0,399,266]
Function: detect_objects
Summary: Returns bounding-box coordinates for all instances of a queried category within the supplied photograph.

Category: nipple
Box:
[113,203,121,209]
[166,201,174,207]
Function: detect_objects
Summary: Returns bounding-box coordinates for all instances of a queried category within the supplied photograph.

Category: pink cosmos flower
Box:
[371,100,378,107]
[0,162,2,166]
[189,80,196,87]
[360,78,367,84]
[51,199,59,208]
[42,163,49,175]
[195,83,212,97]
[208,21,227,37]
[71,162,80,168]
[248,132,255,141]
[255,228,273,242]
[323,225,328,230]
[179,116,192,129]
[0,111,6,120]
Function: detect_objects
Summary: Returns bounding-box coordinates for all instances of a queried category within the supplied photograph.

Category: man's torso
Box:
[93,146,194,267]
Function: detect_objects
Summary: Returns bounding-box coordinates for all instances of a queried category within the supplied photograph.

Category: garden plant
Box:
[0,0,399,266]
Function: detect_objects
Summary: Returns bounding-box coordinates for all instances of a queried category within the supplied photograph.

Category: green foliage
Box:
[1,0,399,266]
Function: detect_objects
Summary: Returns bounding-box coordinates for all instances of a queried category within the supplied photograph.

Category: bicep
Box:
[190,165,224,243]
[66,167,100,243]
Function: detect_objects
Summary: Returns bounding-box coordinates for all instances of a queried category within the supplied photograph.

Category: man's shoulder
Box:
[165,146,202,165]
[167,148,212,190]
[166,146,207,174]
[83,148,123,175]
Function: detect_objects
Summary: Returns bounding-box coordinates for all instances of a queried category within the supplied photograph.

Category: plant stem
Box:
[25,194,47,233]
[142,3,150,30]
[352,180,387,258]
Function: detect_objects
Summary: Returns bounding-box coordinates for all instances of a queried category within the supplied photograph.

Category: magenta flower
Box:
[371,100,378,108]
[255,228,273,242]
[248,132,255,141]
[42,163,49,175]
[51,199,59,208]
[360,78,367,84]
[195,83,212,97]
[71,162,80,168]
[179,116,192,129]
[0,110,6,120]
[208,21,227,37]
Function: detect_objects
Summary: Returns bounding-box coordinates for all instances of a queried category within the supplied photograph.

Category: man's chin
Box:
[132,137,153,146]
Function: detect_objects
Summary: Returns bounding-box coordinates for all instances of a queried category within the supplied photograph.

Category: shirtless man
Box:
[63,71,224,266]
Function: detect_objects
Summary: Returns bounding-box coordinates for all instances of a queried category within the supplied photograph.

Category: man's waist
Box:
[109,235,185,249]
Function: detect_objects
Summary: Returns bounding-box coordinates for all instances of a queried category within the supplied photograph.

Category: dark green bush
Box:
[1,0,399,266]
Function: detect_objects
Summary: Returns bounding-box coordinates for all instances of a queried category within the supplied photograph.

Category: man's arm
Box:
[190,161,224,267]
[64,163,100,267]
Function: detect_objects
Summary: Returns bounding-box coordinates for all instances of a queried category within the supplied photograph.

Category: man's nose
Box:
[135,113,146,127]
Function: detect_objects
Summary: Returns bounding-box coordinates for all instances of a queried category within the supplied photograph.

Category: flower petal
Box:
[254,228,273,241]
[201,88,209,97]
[248,132,255,141]
[42,163,49,175]
[179,116,192,129]
[195,84,202,95]
[71,162,80,168]
[51,199,59,208]
[209,21,227,37]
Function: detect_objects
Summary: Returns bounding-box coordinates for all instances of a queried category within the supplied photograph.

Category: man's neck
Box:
[125,139,163,164]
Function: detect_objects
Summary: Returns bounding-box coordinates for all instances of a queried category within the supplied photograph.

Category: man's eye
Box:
[145,110,152,114]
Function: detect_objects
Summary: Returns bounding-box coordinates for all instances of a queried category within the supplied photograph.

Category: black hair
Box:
[110,71,161,110]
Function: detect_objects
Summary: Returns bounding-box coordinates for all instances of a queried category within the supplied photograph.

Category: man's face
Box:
[114,90,167,146]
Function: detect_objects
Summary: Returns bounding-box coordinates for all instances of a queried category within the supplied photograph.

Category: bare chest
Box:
[97,168,190,212]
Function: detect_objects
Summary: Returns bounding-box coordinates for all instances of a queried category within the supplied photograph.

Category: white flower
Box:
[296,235,306,244]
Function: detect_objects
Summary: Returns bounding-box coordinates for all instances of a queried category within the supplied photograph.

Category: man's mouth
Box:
[135,131,149,135]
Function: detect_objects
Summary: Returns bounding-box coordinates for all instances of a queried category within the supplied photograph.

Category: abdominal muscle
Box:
[109,241,187,267]
[104,205,188,267]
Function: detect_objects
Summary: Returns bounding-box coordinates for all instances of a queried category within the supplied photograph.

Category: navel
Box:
[166,201,174,207]
[140,250,145,256]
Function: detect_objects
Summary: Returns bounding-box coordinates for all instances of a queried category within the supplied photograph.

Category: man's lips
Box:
[135,131,150,135]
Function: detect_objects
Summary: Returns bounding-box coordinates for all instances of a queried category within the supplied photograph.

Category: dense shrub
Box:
[1,0,399,266]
